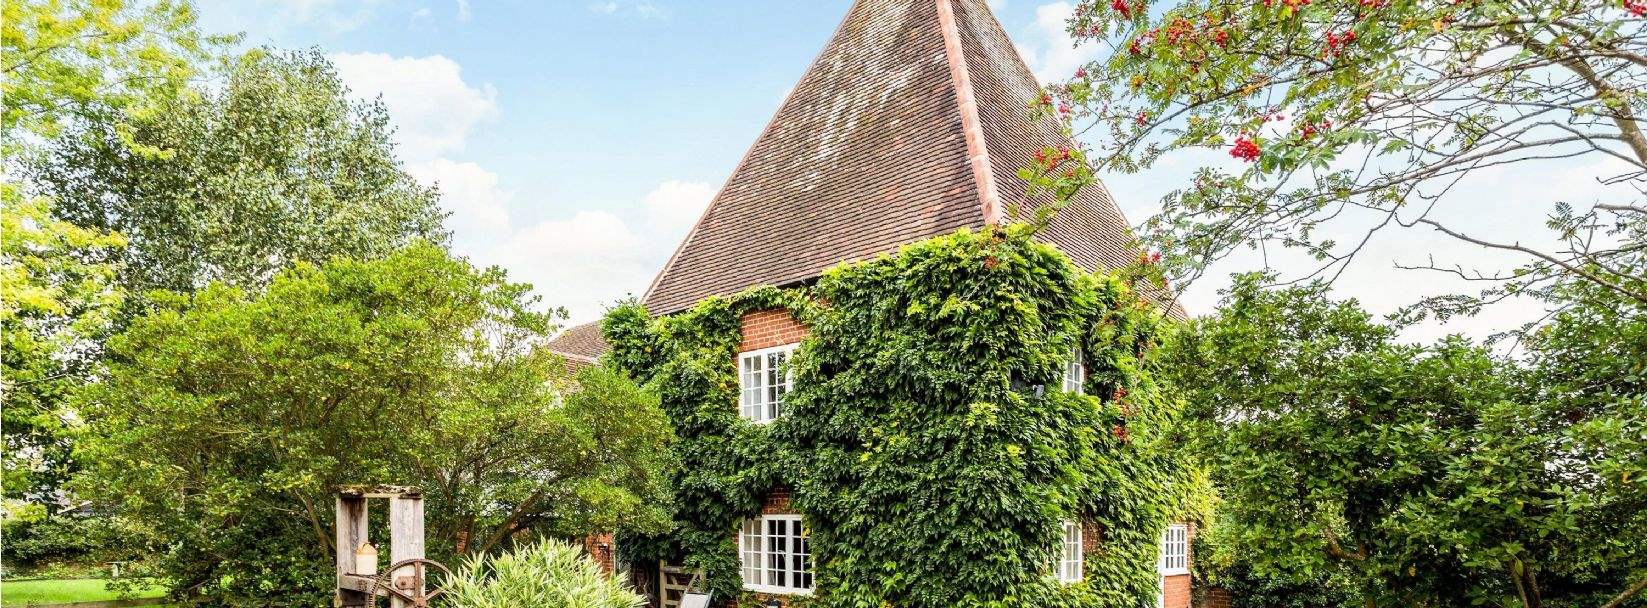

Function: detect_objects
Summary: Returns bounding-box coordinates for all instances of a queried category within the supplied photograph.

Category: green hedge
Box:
[604,224,1200,607]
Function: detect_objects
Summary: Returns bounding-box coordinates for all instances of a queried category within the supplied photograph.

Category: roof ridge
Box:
[640,5,861,308]
[935,0,1005,226]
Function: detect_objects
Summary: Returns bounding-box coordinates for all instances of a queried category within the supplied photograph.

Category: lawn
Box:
[0,579,167,606]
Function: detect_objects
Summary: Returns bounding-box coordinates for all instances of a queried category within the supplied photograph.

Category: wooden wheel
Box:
[370,558,452,607]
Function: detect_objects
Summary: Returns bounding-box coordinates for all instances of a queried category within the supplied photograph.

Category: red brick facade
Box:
[1161,522,1196,608]
[761,487,796,514]
[1199,586,1234,608]
[739,309,808,353]
[583,532,616,574]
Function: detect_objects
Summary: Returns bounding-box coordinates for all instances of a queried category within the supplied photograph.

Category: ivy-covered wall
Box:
[604,224,1199,608]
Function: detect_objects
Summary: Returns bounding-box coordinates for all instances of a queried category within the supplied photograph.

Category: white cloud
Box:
[406,159,513,243]
[271,0,385,33]
[1019,2,1101,83]
[588,1,667,19]
[328,52,498,163]
[490,210,653,319]
[634,2,667,19]
[643,180,716,238]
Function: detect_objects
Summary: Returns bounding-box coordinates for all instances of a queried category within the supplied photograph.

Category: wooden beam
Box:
[335,496,370,607]
[388,495,425,608]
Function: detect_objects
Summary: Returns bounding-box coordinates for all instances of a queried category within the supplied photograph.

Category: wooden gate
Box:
[657,564,701,608]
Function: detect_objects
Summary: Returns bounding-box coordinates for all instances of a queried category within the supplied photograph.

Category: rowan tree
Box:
[1037,0,1647,322]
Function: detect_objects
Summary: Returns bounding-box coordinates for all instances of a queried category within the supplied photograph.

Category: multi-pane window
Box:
[739,344,797,423]
[740,514,813,594]
[1057,520,1084,583]
[1061,347,1085,394]
[1159,524,1189,575]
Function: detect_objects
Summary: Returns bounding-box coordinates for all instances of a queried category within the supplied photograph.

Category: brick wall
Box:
[1162,521,1196,608]
[761,486,795,514]
[739,309,808,352]
[582,532,615,574]
[1198,586,1234,608]
[1081,518,1102,555]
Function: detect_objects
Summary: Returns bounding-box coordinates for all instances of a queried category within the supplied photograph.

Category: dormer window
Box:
[739,344,797,423]
[1061,347,1085,394]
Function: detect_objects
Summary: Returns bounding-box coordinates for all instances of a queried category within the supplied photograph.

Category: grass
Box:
[0,578,167,606]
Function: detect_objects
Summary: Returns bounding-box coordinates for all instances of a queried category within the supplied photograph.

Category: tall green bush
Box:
[446,540,644,608]
[604,224,1201,607]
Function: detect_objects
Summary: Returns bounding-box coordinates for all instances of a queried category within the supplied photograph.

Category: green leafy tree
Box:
[1037,0,1645,316]
[1164,274,1646,607]
[74,244,673,605]
[446,539,646,608]
[1517,267,1647,607]
[2,0,221,159]
[1,192,124,507]
[31,47,447,296]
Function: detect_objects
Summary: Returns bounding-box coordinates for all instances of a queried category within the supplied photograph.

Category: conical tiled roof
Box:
[643,0,1162,315]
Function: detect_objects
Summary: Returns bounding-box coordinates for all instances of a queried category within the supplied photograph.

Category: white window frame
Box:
[739,514,813,595]
[1056,519,1083,583]
[1158,523,1189,576]
[1061,346,1085,394]
[738,343,798,423]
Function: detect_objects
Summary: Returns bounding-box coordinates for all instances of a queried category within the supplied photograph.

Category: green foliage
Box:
[31,47,447,296]
[74,244,674,605]
[445,539,646,608]
[1190,514,1358,608]
[2,0,222,158]
[1163,273,1647,607]
[605,225,1200,608]
[1,192,124,507]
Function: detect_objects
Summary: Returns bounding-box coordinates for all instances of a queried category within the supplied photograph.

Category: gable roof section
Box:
[547,321,608,361]
[643,0,1175,316]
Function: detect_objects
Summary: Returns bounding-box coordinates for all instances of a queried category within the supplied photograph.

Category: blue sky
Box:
[193,0,1623,342]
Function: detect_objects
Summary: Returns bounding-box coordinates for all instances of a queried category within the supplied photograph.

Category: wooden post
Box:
[388,494,425,608]
[335,495,370,607]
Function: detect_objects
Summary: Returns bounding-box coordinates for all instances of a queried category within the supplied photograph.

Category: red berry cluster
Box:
[1137,251,1164,265]
[1126,15,1232,57]
[1230,135,1261,162]
[1627,0,1646,16]
[1135,110,1150,125]
[1074,67,1088,79]
[1112,424,1130,442]
[1032,145,1075,169]
[1111,0,1134,18]
[1324,30,1358,57]
[1297,119,1332,140]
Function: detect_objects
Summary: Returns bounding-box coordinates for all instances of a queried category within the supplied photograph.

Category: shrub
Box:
[445,539,644,608]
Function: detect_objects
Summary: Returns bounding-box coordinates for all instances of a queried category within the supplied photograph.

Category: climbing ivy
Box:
[605,224,1200,608]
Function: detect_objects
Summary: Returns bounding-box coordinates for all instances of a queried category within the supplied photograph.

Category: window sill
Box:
[1159,568,1189,577]
[744,584,814,596]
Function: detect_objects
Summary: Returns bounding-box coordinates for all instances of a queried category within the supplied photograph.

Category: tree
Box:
[1038,0,1646,318]
[74,243,674,605]
[1162,274,1646,607]
[31,47,447,296]
[1,191,124,508]
[2,0,220,159]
